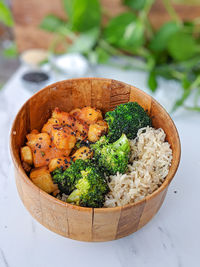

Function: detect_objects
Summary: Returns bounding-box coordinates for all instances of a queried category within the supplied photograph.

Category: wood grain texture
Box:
[91,79,111,113]
[67,205,93,241]
[137,187,168,230]
[92,208,121,241]
[110,80,131,110]
[39,192,69,237]
[10,78,181,242]
[116,200,146,239]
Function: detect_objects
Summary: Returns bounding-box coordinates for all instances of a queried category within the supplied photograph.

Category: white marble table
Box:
[0,65,200,267]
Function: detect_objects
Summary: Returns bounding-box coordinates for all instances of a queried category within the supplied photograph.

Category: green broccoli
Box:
[91,133,130,175]
[67,165,109,208]
[52,159,88,195]
[52,159,109,208]
[105,102,151,142]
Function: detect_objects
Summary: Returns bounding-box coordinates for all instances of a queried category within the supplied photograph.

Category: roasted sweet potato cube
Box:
[42,118,60,134]
[72,146,93,161]
[73,119,89,140]
[51,125,76,150]
[48,144,71,158]
[36,147,70,168]
[52,107,75,126]
[88,120,108,142]
[26,133,51,167]
[30,129,39,134]
[21,146,33,165]
[49,156,71,172]
[70,108,81,117]
[26,133,51,149]
[26,133,69,167]
[78,107,103,124]
[30,166,57,193]
[22,161,32,173]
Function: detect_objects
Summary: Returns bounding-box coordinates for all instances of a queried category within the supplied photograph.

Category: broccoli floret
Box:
[52,159,88,194]
[67,162,109,208]
[52,159,109,208]
[105,102,151,142]
[91,133,130,175]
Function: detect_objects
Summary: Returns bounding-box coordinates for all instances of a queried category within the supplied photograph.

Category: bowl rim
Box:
[10,77,181,211]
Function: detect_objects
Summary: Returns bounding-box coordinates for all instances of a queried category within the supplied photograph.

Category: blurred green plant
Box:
[0,0,18,58]
[0,0,13,26]
[40,0,200,112]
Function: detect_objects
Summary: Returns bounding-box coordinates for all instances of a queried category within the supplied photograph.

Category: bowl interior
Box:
[11,78,181,205]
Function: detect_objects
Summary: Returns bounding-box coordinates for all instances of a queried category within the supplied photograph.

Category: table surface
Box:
[0,64,200,267]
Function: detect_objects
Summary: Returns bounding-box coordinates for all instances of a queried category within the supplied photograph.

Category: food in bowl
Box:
[20,102,172,208]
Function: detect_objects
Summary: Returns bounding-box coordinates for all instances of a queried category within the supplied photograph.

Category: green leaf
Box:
[181,75,192,90]
[149,21,180,52]
[103,12,144,52]
[95,47,110,63]
[103,13,136,44]
[0,1,13,27]
[167,31,197,61]
[40,15,65,32]
[63,0,73,21]
[148,70,158,92]
[3,42,18,58]
[68,28,99,53]
[123,0,146,11]
[63,0,101,32]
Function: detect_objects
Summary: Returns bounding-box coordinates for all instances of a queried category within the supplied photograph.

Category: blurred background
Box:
[0,0,200,113]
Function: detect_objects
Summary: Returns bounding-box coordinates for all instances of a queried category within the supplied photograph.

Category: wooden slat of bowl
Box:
[116,200,146,239]
[10,78,181,242]
[92,208,121,242]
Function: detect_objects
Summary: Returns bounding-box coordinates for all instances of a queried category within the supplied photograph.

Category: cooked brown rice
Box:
[104,126,172,207]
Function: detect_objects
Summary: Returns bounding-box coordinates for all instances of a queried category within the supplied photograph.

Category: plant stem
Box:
[162,0,181,24]
[194,87,200,107]
[140,0,155,21]
[49,34,66,54]
[102,7,112,19]
[184,106,200,111]
[98,39,123,56]
[190,75,200,90]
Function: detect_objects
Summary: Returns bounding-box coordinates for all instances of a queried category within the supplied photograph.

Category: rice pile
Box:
[104,126,172,208]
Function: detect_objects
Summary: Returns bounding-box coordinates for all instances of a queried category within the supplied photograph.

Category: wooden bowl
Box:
[10,78,181,242]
